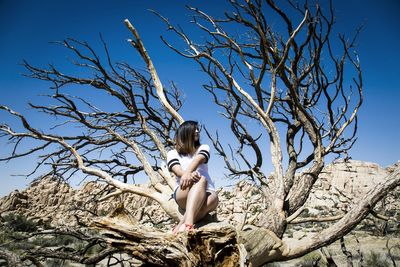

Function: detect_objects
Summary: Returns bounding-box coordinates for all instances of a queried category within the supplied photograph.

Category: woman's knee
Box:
[198,176,208,187]
[207,192,219,210]
[175,188,189,209]
[211,194,219,209]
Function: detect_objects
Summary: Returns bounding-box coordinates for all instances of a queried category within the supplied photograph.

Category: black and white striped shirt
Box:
[167,144,215,191]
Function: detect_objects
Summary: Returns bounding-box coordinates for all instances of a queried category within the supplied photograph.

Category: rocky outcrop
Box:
[217,160,399,227]
[0,176,153,227]
[306,160,396,213]
[0,176,75,225]
[0,160,398,230]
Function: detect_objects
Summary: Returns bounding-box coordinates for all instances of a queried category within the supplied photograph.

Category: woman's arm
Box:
[171,154,207,190]
[185,154,207,174]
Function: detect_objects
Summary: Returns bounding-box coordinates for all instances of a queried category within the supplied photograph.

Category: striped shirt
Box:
[167,144,215,191]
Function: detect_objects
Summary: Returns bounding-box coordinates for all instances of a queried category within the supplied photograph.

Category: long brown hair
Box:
[175,121,200,155]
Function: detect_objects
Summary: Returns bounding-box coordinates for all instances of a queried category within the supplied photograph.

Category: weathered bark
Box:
[254,205,287,237]
[285,164,325,215]
[237,226,286,266]
[93,218,243,266]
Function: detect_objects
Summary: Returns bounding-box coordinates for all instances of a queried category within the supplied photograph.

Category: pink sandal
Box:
[184,223,194,232]
[173,223,194,234]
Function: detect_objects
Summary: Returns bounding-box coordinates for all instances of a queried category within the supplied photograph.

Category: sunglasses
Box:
[195,124,202,133]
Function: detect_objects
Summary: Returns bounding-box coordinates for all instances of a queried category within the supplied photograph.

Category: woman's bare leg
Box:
[174,177,207,232]
[174,187,190,232]
[194,191,219,222]
[182,176,207,225]
[175,178,219,232]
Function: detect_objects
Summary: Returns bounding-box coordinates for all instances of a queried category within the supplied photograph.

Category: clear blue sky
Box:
[0,0,399,197]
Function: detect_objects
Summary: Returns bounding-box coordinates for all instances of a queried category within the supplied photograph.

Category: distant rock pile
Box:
[0,176,74,225]
[0,160,398,230]
[306,160,398,214]
[0,176,152,226]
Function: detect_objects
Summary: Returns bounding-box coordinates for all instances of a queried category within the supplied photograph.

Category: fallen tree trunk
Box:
[91,205,284,266]
[93,218,244,266]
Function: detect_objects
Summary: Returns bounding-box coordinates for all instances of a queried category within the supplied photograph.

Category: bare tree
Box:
[1,0,400,266]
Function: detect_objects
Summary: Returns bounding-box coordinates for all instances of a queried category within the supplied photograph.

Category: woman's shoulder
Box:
[167,148,179,158]
[198,144,210,151]
[167,147,177,152]
[197,144,211,162]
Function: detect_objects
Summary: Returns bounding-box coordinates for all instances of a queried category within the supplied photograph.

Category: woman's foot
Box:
[184,223,194,232]
[173,221,184,234]
[176,223,194,233]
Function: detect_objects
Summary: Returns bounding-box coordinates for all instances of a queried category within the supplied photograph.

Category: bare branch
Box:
[124,19,184,124]
[289,214,343,224]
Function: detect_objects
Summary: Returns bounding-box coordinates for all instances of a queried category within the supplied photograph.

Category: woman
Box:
[167,121,219,233]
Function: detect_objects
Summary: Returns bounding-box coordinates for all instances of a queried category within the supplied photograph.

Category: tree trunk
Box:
[93,218,245,266]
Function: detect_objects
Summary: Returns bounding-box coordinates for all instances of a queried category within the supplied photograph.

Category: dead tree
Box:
[1,0,400,266]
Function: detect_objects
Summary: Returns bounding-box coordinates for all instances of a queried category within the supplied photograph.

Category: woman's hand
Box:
[180,171,201,190]
[190,171,200,183]
[180,172,192,190]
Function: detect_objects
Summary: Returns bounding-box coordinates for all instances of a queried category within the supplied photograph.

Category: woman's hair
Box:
[175,120,200,155]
